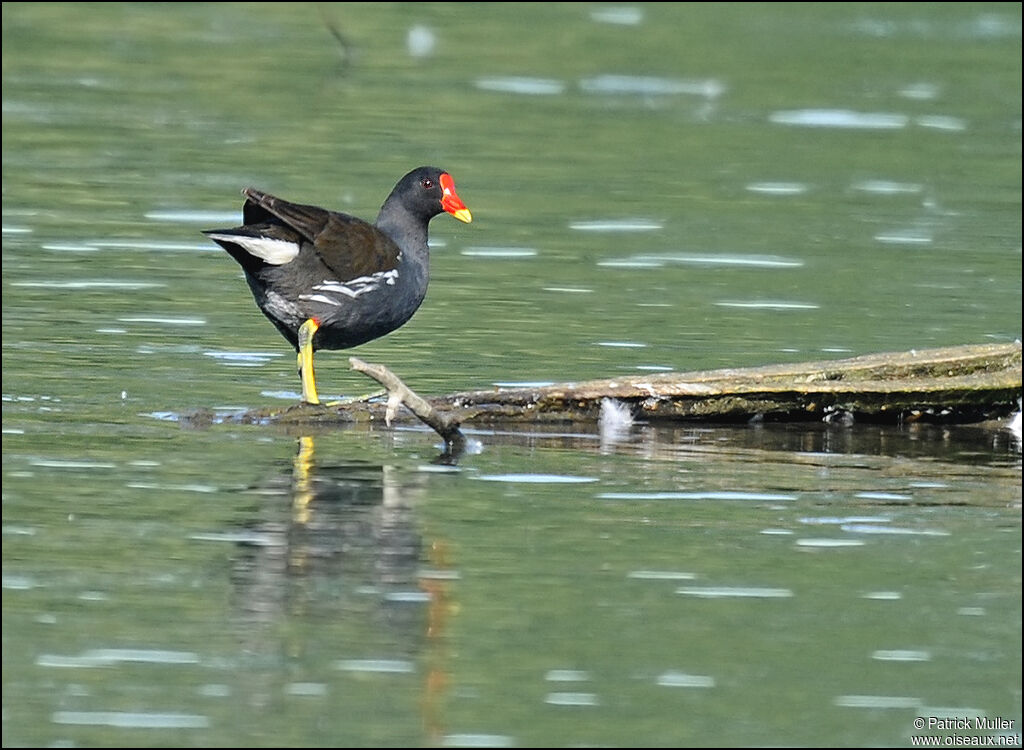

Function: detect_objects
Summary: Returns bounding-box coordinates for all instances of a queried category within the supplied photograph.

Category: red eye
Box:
[420,178,434,189]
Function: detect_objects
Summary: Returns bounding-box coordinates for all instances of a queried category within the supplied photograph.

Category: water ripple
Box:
[284,682,329,696]
[863,591,903,600]
[335,659,415,673]
[799,516,891,525]
[41,242,100,252]
[745,182,809,195]
[916,115,966,131]
[545,692,599,706]
[52,711,209,729]
[657,671,715,688]
[204,351,282,365]
[198,684,231,698]
[384,591,432,603]
[546,669,591,682]
[475,76,565,95]
[715,300,819,310]
[597,259,665,268]
[190,531,284,546]
[90,239,215,252]
[854,492,914,501]
[770,109,908,129]
[418,568,462,580]
[476,474,598,484]
[841,524,950,537]
[602,253,804,269]
[12,280,165,290]
[461,246,538,257]
[872,649,931,662]
[852,179,923,195]
[2,574,36,589]
[590,7,644,25]
[834,695,922,709]
[145,210,241,223]
[602,491,796,501]
[570,219,663,232]
[677,586,794,598]
[628,570,697,580]
[29,459,116,469]
[442,734,516,748]
[127,482,218,493]
[795,538,866,547]
[874,229,932,245]
[956,607,986,616]
[899,83,940,100]
[118,316,206,326]
[580,74,725,98]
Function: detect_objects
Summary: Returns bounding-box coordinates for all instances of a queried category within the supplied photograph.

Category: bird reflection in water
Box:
[226,435,456,742]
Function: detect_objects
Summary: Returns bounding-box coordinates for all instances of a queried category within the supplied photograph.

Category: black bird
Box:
[205,167,472,404]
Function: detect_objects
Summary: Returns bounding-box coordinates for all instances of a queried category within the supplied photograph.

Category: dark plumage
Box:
[205,166,472,403]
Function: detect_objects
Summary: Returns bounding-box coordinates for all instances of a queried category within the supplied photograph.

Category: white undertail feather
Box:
[207,233,299,265]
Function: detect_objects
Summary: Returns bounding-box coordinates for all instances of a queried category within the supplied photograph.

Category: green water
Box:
[2,3,1021,747]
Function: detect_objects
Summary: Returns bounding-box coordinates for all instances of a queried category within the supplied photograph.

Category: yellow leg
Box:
[297,318,321,405]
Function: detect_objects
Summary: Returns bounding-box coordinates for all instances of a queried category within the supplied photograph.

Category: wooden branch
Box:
[349,357,466,448]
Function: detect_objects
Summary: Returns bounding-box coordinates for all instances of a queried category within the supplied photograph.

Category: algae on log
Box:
[241,342,1021,428]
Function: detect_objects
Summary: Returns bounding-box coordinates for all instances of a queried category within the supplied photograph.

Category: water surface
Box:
[3,3,1021,747]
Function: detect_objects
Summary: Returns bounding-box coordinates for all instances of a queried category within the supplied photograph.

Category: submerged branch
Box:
[349,357,466,451]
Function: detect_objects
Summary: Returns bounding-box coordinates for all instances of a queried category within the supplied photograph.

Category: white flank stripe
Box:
[306,269,398,301]
[304,287,361,301]
[299,294,345,306]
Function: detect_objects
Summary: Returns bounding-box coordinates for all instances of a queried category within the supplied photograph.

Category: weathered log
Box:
[448,341,1022,424]
[235,341,1020,428]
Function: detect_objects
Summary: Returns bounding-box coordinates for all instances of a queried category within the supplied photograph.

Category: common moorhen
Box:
[205,166,472,404]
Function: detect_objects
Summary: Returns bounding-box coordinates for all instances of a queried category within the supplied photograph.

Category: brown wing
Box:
[242,188,331,242]
[313,214,401,280]
[242,188,400,281]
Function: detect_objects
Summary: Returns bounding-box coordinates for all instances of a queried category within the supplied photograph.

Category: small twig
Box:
[317,3,356,70]
[350,358,466,450]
